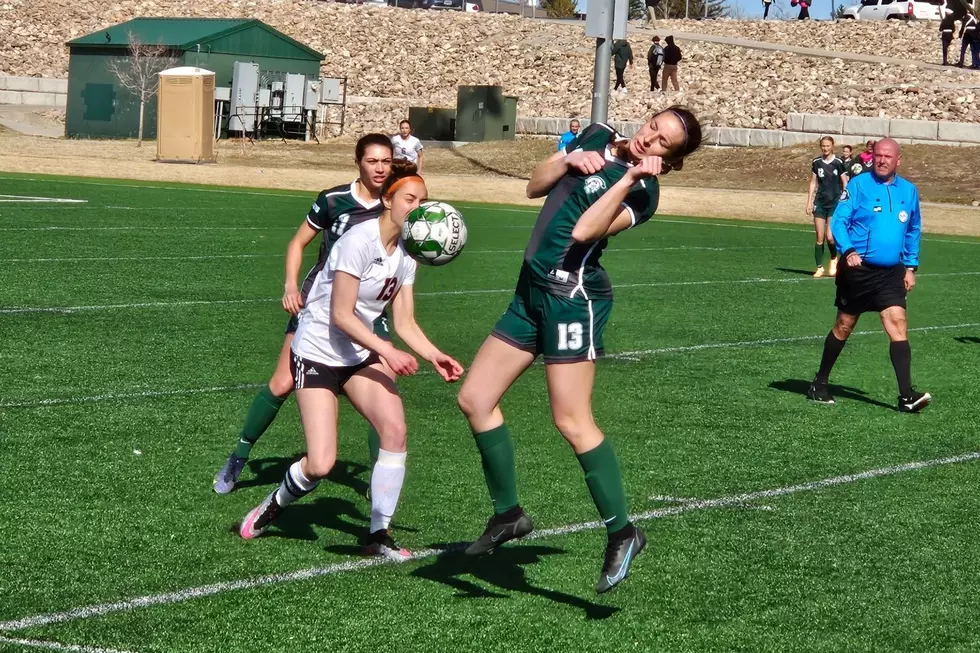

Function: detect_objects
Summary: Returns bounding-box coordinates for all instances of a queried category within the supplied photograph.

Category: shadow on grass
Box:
[769,379,894,410]
[240,457,371,498]
[409,544,619,620]
[775,267,822,277]
[955,336,980,345]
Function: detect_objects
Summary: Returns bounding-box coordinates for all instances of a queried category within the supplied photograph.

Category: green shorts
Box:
[814,200,838,219]
[491,277,613,363]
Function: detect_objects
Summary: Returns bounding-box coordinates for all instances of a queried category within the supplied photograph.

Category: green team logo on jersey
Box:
[584,176,607,195]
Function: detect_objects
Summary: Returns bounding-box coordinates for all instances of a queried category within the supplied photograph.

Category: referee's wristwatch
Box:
[907,266,918,273]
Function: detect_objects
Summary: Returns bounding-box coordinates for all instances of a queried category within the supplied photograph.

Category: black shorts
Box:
[813,199,838,219]
[290,352,381,394]
[835,262,907,316]
[286,310,392,340]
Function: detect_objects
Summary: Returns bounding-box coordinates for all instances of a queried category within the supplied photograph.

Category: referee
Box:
[806,138,931,413]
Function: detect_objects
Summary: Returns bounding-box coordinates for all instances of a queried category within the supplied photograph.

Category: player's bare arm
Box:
[282,221,319,315]
[806,174,817,216]
[572,156,662,242]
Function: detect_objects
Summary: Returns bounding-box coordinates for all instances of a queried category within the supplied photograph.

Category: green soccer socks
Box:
[233,385,287,459]
[474,424,520,515]
[577,439,630,534]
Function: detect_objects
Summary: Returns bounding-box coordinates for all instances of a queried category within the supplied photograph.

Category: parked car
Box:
[839,0,944,20]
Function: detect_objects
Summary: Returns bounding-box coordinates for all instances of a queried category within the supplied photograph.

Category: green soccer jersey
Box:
[811,155,846,203]
[523,123,660,300]
[301,180,382,296]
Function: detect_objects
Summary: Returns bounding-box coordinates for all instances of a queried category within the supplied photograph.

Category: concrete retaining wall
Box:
[519,113,980,148]
[0,76,67,108]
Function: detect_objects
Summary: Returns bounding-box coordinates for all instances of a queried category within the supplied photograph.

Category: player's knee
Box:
[303,453,336,480]
[268,371,294,398]
[457,386,486,420]
[551,412,596,445]
[376,417,407,451]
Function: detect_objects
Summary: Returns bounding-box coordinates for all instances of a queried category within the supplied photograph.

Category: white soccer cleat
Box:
[813,266,825,278]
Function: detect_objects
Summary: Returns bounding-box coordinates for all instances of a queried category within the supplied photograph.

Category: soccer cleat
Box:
[239,491,281,540]
[806,379,836,405]
[898,390,932,413]
[595,525,647,594]
[465,508,534,556]
[828,257,839,277]
[363,529,412,562]
[213,453,248,494]
[813,266,825,278]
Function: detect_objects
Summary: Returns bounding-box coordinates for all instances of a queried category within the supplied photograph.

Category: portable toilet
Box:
[157,67,216,163]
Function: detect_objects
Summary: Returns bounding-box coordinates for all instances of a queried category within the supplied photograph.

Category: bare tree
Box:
[106,33,180,147]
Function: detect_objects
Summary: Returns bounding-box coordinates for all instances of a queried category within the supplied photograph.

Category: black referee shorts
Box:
[835,262,907,316]
[290,351,381,394]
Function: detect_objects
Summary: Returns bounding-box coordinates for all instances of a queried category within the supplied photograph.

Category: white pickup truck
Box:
[839,0,944,20]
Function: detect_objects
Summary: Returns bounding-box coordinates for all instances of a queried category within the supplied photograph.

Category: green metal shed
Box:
[66,17,324,139]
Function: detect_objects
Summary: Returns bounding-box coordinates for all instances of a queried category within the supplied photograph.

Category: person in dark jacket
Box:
[662,36,682,92]
[647,36,664,91]
[939,0,957,65]
[958,12,977,67]
[612,39,634,92]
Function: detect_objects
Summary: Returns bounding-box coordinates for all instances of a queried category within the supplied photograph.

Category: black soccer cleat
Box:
[465,508,534,556]
[898,390,932,413]
[595,524,647,594]
[806,379,836,405]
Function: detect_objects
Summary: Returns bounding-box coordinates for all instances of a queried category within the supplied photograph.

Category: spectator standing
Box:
[557,119,582,152]
[791,0,810,19]
[958,12,977,67]
[391,119,424,173]
[662,36,682,92]
[647,36,665,91]
[612,39,634,93]
[763,0,774,19]
[848,139,875,178]
[940,0,957,65]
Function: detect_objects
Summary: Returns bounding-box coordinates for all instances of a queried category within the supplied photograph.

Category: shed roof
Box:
[68,18,323,59]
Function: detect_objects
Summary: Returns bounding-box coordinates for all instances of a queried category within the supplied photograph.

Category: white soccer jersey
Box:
[391,134,423,163]
[292,220,417,367]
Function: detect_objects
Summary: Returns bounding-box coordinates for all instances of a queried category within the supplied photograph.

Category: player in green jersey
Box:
[213,134,395,494]
[806,136,849,277]
[456,106,703,594]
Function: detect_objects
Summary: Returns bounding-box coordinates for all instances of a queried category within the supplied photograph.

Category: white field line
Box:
[2,271,978,315]
[2,449,977,633]
[0,635,138,653]
[3,321,977,410]
[609,321,980,359]
[0,246,799,264]
[0,384,263,409]
[1,254,276,263]
[0,195,87,204]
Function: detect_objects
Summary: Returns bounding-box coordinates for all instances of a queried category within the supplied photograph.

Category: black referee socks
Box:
[890,340,914,397]
[816,332,847,380]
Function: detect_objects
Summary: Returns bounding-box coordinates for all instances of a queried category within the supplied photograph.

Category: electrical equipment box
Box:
[320,78,343,104]
[283,73,306,122]
[454,86,517,142]
[304,80,319,111]
[228,61,259,133]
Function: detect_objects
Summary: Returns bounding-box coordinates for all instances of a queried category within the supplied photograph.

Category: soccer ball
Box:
[401,201,468,266]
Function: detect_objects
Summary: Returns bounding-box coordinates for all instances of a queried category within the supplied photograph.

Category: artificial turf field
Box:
[2,172,980,653]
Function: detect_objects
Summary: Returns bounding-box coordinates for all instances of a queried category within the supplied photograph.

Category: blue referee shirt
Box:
[831,171,922,268]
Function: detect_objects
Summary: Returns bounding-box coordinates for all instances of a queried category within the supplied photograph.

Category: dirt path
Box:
[1,132,978,237]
